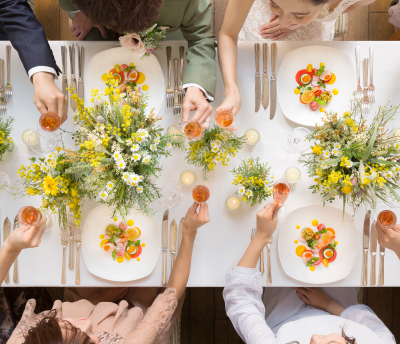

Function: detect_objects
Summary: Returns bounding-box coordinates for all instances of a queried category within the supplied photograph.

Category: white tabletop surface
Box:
[1,40,400,287]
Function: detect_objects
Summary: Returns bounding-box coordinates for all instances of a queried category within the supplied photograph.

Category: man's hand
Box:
[182,87,213,129]
[32,72,67,124]
[183,202,210,237]
[377,223,400,259]
[70,11,107,41]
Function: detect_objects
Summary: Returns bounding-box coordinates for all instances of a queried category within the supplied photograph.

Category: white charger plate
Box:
[277,45,356,127]
[85,47,164,116]
[278,205,357,284]
[81,205,160,282]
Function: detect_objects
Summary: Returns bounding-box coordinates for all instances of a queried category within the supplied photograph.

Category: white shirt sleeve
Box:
[28,66,58,82]
[340,304,396,343]
[223,266,278,344]
[182,83,214,102]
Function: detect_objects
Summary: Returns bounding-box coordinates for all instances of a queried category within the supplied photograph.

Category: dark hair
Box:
[304,0,331,5]
[22,309,93,344]
[71,0,164,33]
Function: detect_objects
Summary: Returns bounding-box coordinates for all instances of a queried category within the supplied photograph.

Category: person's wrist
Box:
[225,85,240,98]
[32,71,55,86]
[2,239,21,256]
[254,230,270,246]
[183,225,198,239]
[325,299,345,316]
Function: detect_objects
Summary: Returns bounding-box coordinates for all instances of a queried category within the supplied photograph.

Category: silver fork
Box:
[67,213,75,270]
[61,230,68,284]
[166,46,174,108]
[368,46,375,104]
[0,59,6,116]
[362,58,370,115]
[5,45,12,103]
[266,235,273,286]
[75,224,82,285]
[355,46,362,102]
[178,46,185,104]
[251,228,265,274]
[173,59,181,116]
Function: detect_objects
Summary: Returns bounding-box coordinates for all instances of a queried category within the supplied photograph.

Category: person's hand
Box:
[4,216,47,254]
[182,87,213,129]
[377,223,400,259]
[293,287,345,316]
[255,202,281,242]
[183,202,210,236]
[259,14,294,40]
[32,72,67,124]
[70,11,107,40]
[216,88,241,118]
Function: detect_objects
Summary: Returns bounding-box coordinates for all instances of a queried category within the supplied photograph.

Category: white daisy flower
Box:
[210,141,217,148]
[122,172,130,182]
[113,151,122,160]
[331,148,341,156]
[136,136,144,143]
[137,186,143,193]
[131,153,141,162]
[106,181,114,190]
[245,190,253,197]
[333,143,341,150]
[395,143,400,150]
[99,191,108,200]
[321,164,330,169]
[116,160,126,170]
[346,160,353,168]
[142,155,151,164]
[139,175,143,181]
[318,156,324,163]
[137,129,149,139]
[150,144,157,151]
[153,138,160,145]
[130,144,140,152]
[211,146,219,153]
[166,143,172,149]
[238,185,246,195]
[392,166,400,173]
[383,171,393,179]
[264,186,270,193]
[214,140,222,146]
[322,150,330,159]
[130,174,140,185]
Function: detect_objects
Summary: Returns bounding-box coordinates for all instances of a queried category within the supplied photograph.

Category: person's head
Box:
[269,0,330,29]
[71,0,164,33]
[23,310,99,344]
[287,328,356,344]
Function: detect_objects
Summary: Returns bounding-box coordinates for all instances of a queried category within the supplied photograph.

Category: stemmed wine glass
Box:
[215,108,242,134]
[281,127,312,154]
[273,178,291,220]
[158,182,184,209]
[28,127,59,154]
[0,172,11,194]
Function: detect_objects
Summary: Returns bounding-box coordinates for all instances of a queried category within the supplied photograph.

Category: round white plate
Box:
[82,205,160,282]
[277,45,356,127]
[85,47,164,116]
[278,205,357,284]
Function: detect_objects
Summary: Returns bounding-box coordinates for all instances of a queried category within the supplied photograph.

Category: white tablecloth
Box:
[1,40,400,287]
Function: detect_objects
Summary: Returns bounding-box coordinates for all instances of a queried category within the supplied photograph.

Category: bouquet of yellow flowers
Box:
[299,97,400,216]
[64,77,183,218]
[0,116,14,162]
[231,157,274,206]
[185,126,246,180]
[17,151,84,229]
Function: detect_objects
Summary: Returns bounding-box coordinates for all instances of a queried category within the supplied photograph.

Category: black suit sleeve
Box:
[0,0,61,76]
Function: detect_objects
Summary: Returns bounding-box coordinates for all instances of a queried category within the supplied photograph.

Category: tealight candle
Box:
[180,170,195,186]
[22,129,38,145]
[226,195,241,211]
[393,128,400,137]
[285,166,301,183]
[244,129,260,145]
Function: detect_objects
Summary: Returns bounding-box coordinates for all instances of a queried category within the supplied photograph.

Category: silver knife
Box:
[261,43,269,110]
[362,210,371,285]
[255,43,261,113]
[12,216,18,283]
[61,46,68,116]
[370,221,378,285]
[170,219,177,270]
[77,44,84,101]
[3,217,11,283]
[178,217,184,249]
[379,244,385,285]
[162,210,169,286]
[270,43,277,120]
[69,45,77,112]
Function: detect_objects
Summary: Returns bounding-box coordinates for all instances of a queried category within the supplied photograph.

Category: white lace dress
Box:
[239,0,361,41]
[223,267,396,344]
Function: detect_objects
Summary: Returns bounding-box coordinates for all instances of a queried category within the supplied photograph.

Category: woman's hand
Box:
[293,287,345,316]
[183,202,210,236]
[259,14,294,40]
[255,202,281,243]
[216,88,241,118]
[377,223,400,259]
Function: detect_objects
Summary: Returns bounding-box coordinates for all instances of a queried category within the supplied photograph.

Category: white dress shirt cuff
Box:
[183,83,214,102]
[28,66,58,83]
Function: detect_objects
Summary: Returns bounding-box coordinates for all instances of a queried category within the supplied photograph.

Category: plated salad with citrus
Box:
[101,63,148,93]
[294,62,339,112]
[294,219,338,271]
[99,218,145,263]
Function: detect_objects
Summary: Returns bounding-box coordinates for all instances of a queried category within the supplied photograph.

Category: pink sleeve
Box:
[120,288,178,344]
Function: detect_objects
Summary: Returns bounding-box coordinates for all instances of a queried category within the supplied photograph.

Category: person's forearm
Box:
[218,34,239,96]
[0,241,20,284]
[344,0,376,13]
[238,233,269,269]
[326,299,346,316]
[167,229,196,300]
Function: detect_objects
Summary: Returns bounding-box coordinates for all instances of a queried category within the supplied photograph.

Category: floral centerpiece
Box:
[65,76,183,218]
[299,97,400,216]
[0,116,14,162]
[185,126,246,180]
[231,157,274,206]
[17,151,84,229]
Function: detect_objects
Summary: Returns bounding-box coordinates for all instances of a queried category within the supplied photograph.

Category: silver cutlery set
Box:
[61,44,84,113]
[362,210,385,286]
[355,45,375,115]
[0,45,13,116]
[254,42,276,119]
[165,46,185,115]
[2,216,19,283]
[162,210,184,286]
[251,228,273,285]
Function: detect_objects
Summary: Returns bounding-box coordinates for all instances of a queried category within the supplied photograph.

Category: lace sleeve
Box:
[120,288,178,344]
[223,267,278,344]
[340,305,396,343]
